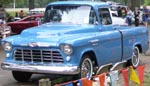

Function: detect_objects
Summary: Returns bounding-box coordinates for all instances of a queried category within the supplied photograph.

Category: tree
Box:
[0,0,13,7]
[144,0,150,5]
[16,0,26,8]
[130,0,140,11]
[29,0,34,10]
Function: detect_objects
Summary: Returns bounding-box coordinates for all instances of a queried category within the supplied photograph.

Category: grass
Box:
[7,11,16,17]
[143,72,150,86]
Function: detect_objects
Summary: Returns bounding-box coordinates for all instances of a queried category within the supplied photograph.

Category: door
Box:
[95,7,122,66]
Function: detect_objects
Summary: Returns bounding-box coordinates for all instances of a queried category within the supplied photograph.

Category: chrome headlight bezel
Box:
[1,42,12,51]
[60,44,73,56]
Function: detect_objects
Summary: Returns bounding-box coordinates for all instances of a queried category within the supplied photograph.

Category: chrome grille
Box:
[14,49,64,63]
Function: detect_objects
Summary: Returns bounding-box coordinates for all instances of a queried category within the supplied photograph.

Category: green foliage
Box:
[0,0,13,7]
[34,0,60,8]
[15,0,27,8]
[2,0,59,8]
[143,72,150,86]
[7,11,16,17]
[144,0,150,5]
[1,0,150,8]
[34,0,55,8]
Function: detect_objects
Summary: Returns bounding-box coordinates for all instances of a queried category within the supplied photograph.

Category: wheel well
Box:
[136,44,142,53]
[83,51,98,66]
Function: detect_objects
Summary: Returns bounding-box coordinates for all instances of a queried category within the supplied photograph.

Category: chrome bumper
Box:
[1,62,80,75]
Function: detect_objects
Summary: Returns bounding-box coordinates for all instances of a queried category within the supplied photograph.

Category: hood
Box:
[21,23,98,36]
[4,23,99,46]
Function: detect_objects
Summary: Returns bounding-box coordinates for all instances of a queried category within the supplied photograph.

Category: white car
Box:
[110,4,128,17]
[110,10,127,25]
[13,17,21,21]
[27,8,45,15]
[112,16,127,25]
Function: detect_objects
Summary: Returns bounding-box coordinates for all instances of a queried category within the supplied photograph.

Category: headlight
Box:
[61,44,73,56]
[1,42,12,51]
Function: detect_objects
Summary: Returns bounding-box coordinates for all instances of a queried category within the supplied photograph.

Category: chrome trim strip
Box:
[88,39,99,43]
[1,62,80,75]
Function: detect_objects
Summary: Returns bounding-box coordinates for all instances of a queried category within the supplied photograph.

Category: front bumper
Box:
[1,62,80,75]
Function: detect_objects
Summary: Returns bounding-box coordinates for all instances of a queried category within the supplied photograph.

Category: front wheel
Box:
[128,47,140,68]
[12,71,32,82]
[79,54,93,79]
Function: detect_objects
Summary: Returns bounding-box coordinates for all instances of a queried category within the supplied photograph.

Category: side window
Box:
[89,8,97,24]
[98,8,112,25]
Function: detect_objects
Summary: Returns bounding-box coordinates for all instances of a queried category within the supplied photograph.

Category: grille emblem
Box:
[28,42,38,47]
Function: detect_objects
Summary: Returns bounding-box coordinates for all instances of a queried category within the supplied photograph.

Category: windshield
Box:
[44,5,97,24]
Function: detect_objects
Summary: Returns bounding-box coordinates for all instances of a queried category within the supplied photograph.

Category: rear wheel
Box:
[128,47,140,68]
[12,71,32,82]
[79,54,93,79]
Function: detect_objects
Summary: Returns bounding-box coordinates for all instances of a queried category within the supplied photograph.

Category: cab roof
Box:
[47,1,109,7]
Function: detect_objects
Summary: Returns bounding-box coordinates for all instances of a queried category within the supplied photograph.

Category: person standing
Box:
[15,12,19,17]
[134,7,140,27]
[19,10,24,19]
[142,6,149,27]
[117,6,122,17]
[126,8,133,26]
[0,5,6,19]
[122,7,127,18]
[0,5,6,25]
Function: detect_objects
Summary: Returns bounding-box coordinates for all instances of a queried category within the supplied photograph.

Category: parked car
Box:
[1,1,149,82]
[110,4,128,17]
[112,16,127,25]
[7,14,44,34]
[13,17,21,21]
[27,8,45,15]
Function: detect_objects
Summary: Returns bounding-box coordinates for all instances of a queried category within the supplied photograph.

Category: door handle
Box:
[88,39,99,43]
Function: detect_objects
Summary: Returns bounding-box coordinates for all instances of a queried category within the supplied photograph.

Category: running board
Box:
[96,61,127,75]
[110,61,127,71]
[96,63,113,75]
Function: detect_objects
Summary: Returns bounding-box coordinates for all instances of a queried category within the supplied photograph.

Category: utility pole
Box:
[13,0,15,9]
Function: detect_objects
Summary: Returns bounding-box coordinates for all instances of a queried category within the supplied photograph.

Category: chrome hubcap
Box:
[132,47,139,67]
[81,58,92,78]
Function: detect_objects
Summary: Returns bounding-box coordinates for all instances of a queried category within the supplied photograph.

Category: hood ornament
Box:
[28,42,38,47]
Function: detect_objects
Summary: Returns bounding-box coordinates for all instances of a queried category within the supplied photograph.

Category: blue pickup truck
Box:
[1,1,149,82]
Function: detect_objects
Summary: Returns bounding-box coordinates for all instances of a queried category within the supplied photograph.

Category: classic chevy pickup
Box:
[1,1,149,82]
